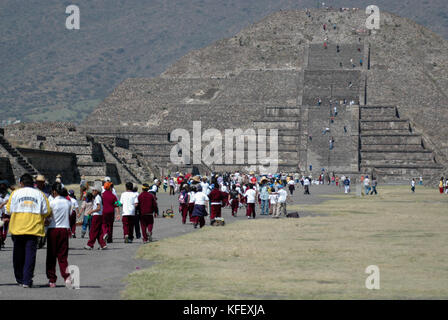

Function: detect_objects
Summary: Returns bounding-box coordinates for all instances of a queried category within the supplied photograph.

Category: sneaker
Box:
[148,232,152,242]
[49,282,56,288]
[247,216,251,219]
[22,284,32,288]
[102,233,108,242]
[84,245,93,250]
[72,234,76,239]
[65,277,73,289]
[143,240,148,244]
[99,246,108,250]
[124,235,129,243]
[128,239,133,243]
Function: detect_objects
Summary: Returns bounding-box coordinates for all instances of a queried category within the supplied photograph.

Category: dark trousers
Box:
[304,185,310,194]
[87,215,107,248]
[370,186,378,195]
[140,214,154,242]
[192,216,205,228]
[188,203,194,222]
[46,228,70,283]
[210,204,222,221]
[102,211,114,243]
[122,216,135,240]
[246,203,256,218]
[69,212,77,236]
[12,235,38,286]
[180,203,189,224]
[134,214,141,239]
[231,199,239,215]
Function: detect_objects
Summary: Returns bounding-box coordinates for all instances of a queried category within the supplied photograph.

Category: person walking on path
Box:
[370,178,378,195]
[169,177,175,195]
[439,177,444,194]
[208,183,223,224]
[138,184,158,243]
[178,184,190,225]
[46,183,72,288]
[4,173,51,287]
[84,187,107,250]
[187,185,196,223]
[273,185,288,218]
[344,176,351,194]
[244,184,257,219]
[132,186,141,239]
[79,192,93,238]
[287,178,295,195]
[101,182,119,243]
[259,178,270,215]
[363,175,371,196]
[304,177,311,195]
[120,182,139,243]
[411,179,416,193]
[67,190,79,238]
[191,185,209,229]
[228,185,240,217]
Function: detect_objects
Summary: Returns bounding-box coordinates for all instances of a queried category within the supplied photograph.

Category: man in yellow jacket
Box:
[4,173,51,288]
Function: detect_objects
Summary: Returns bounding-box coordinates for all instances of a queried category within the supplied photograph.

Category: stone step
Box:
[360,144,426,152]
[361,106,397,118]
[361,129,411,135]
[361,134,422,145]
[265,107,300,117]
[253,121,299,130]
[361,159,437,166]
[360,120,410,131]
[360,150,434,161]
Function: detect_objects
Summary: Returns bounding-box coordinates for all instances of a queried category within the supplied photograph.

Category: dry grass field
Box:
[121,185,448,299]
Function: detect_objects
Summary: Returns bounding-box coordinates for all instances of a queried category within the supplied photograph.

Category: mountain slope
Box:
[1,0,447,123]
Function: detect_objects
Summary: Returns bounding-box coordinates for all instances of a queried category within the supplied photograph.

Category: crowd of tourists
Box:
[0,169,445,289]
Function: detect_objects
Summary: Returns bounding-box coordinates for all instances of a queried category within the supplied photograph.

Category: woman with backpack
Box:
[179,184,190,224]
[228,185,240,217]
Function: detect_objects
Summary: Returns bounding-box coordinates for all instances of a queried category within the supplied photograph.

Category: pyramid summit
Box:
[5,8,448,182]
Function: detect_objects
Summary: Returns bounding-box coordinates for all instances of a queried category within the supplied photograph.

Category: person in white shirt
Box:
[269,191,278,216]
[84,187,107,250]
[0,180,10,249]
[244,184,257,219]
[287,179,295,195]
[273,185,288,218]
[363,175,370,196]
[191,185,209,229]
[120,182,139,243]
[304,177,311,195]
[46,183,72,288]
[67,190,79,238]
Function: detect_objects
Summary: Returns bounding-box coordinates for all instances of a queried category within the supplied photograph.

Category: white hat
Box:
[104,176,111,182]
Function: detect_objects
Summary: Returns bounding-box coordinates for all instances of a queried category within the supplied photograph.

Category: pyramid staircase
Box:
[0,132,39,176]
[359,106,443,180]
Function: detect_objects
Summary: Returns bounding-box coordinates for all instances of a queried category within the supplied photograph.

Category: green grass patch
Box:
[121,185,448,299]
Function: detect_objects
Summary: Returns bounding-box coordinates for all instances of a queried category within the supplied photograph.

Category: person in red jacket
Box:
[208,183,223,225]
[101,182,119,243]
[178,184,190,224]
[138,184,158,243]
